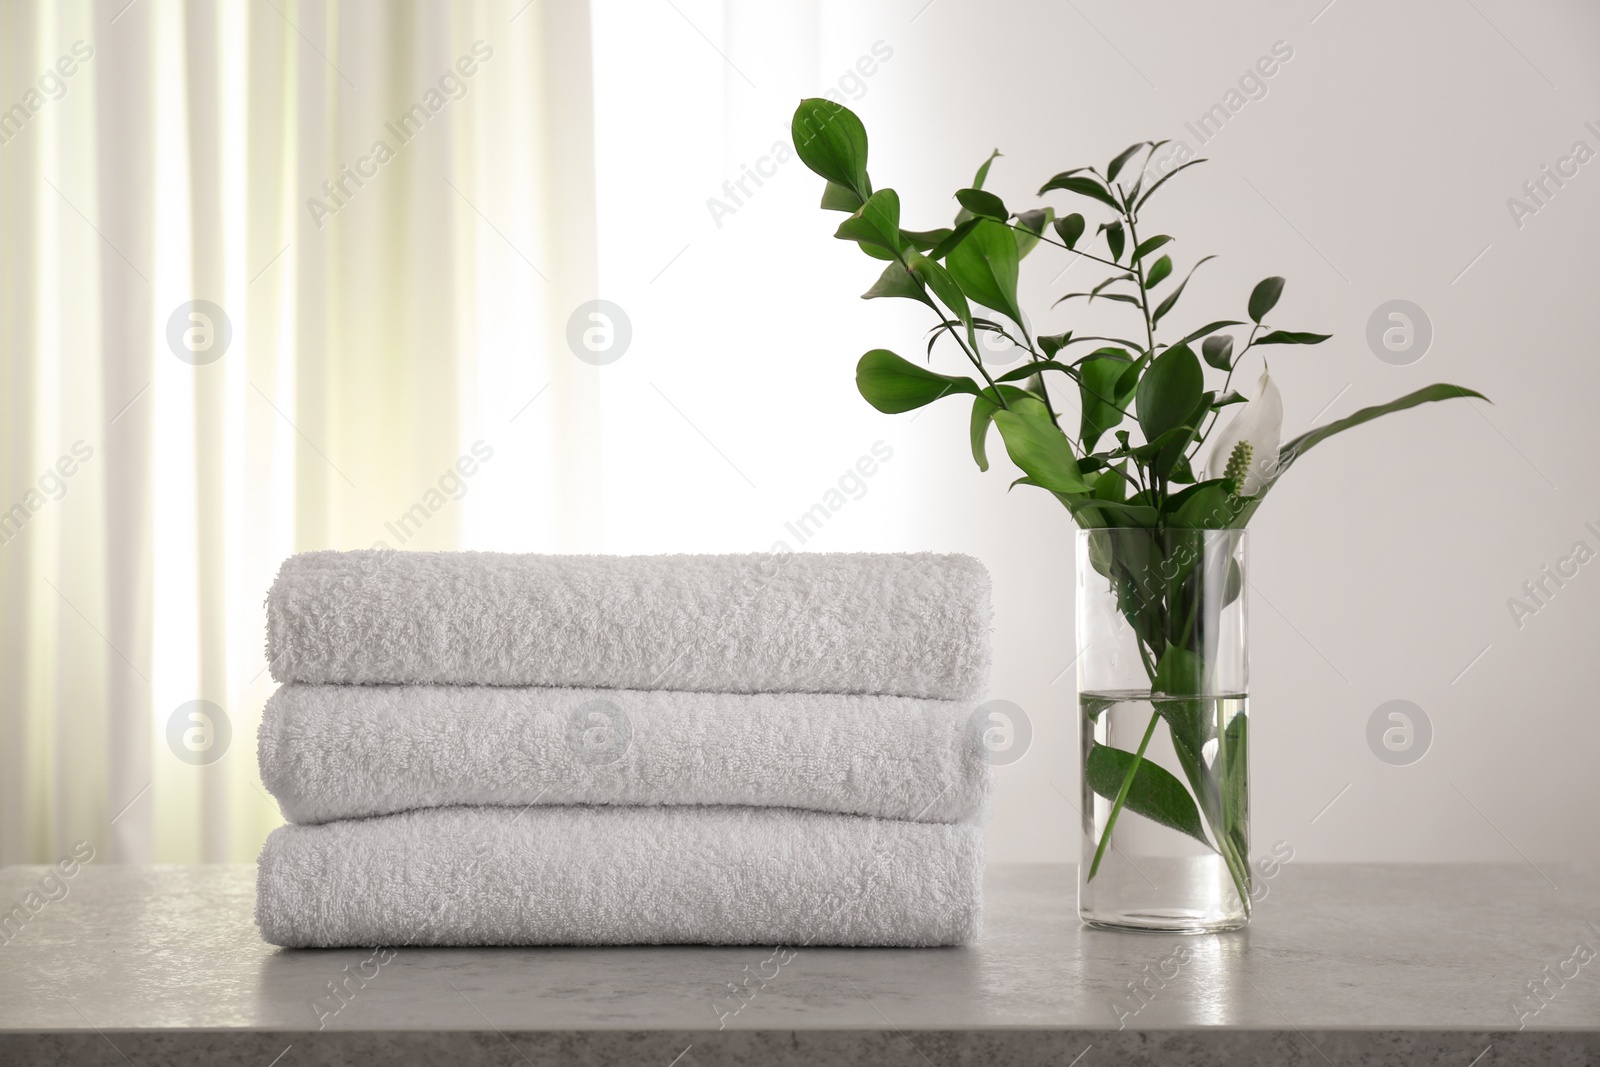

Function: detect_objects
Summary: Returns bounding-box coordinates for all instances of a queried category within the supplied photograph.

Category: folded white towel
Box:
[255,805,983,947]
[266,550,991,700]
[260,684,991,826]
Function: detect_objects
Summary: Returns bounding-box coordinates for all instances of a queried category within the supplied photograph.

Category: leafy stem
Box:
[793,97,1488,920]
[1121,211,1165,514]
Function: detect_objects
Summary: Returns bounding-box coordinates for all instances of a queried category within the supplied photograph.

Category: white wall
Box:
[573,0,1600,865]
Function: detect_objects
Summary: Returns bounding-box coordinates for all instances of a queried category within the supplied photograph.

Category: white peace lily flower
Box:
[1207,367,1284,497]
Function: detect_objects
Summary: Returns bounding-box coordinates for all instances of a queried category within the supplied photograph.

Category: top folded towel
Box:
[267,550,991,699]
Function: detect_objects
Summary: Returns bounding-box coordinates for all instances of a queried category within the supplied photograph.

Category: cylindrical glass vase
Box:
[1077,528,1250,933]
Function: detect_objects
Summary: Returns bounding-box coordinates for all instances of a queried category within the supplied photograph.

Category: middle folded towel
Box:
[260,683,991,826]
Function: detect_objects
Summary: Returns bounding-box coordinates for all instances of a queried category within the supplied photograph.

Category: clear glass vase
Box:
[1076,527,1250,933]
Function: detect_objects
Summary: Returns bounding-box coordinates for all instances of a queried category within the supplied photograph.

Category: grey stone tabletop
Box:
[0,862,1596,1066]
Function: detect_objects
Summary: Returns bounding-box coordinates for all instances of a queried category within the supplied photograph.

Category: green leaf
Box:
[1221,712,1249,859]
[1177,319,1245,346]
[952,152,1001,221]
[1079,354,1136,453]
[1135,342,1203,444]
[909,255,975,348]
[1054,212,1086,249]
[855,349,979,414]
[971,148,1001,190]
[1114,353,1148,397]
[1169,480,1243,529]
[1013,207,1054,259]
[1082,696,1118,721]
[1152,255,1215,325]
[861,259,931,305]
[1057,290,1142,308]
[992,397,1088,493]
[1214,389,1246,407]
[833,189,902,255]
[955,188,1008,221]
[1102,220,1126,262]
[820,181,864,213]
[1124,169,1147,205]
[945,218,1024,326]
[1089,463,1128,499]
[1086,742,1210,847]
[1097,714,1162,823]
[1067,498,1158,528]
[1042,481,1154,527]
[1157,693,1211,764]
[1276,384,1490,476]
[1107,225,1127,263]
[1089,273,1135,299]
[1134,157,1206,212]
[1050,333,1146,353]
[970,394,1000,471]
[1037,331,1072,358]
[1201,334,1234,371]
[1256,330,1332,345]
[1137,348,1205,480]
[1037,172,1122,212]
[972,317,1022,347]
[902,227,952,251]
[1016,208,1052,232]
[1248,276,1285,324]
[1075,345,1136,365]
[1145,254,1172,288]
[1154,692,1221,854]
[1120,426,1194,477]
[994,359,1074,383]
[926,218,979,261]
[1164,479,1218,515]
[1039,166,1088,185]
[1132,234,1173,262]
[1153,644,1204,696]
[792,98,870,201]
[1223,554,1244,608]
[1106,141,1148,183]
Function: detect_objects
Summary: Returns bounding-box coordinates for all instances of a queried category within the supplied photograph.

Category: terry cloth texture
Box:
[265,550,992,700]
[260,683,991,826]
[255,805,984,947]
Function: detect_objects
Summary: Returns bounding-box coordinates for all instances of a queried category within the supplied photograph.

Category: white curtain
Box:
[2,0,879,867]
[0,0,599,864]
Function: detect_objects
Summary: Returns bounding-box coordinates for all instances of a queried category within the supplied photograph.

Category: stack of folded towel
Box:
[255,550,993,948]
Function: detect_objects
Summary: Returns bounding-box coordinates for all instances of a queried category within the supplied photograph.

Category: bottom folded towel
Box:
[256,805,984,948]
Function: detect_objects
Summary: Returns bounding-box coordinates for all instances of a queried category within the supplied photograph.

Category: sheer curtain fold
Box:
[95,0,157,866]
[0,0,595,865]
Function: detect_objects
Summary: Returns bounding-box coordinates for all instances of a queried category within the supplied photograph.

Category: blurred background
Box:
[1,0,1595,870]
